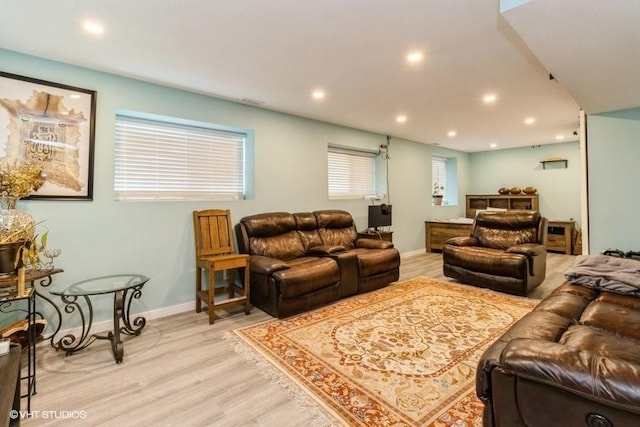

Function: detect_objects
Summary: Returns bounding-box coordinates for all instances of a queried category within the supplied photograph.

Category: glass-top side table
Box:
[49,274,149,364]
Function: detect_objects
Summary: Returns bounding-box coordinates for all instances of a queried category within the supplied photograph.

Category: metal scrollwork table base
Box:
[49,274,149,364]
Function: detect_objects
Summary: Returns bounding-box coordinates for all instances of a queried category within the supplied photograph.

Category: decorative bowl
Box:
[523,186,537,194]
[498,187,510,195]
[509,187,521,194]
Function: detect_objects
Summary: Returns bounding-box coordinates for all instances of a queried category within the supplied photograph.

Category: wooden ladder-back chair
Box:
[193,209,250,324]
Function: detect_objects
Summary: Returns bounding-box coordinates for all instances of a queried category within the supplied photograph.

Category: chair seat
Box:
[197,253,248,270]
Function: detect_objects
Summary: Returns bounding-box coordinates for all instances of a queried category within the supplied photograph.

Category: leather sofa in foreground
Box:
[235,209,400,318]
[477,256,640,426]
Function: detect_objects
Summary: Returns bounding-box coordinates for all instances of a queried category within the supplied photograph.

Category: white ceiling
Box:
[0,0,636,152]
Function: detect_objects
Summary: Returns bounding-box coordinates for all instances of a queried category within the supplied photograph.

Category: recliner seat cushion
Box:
[274,257,340,298]
[445,246,527,278]
[351,248,401,277]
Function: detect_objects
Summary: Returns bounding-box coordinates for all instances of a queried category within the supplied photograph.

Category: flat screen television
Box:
[368,204,392,229]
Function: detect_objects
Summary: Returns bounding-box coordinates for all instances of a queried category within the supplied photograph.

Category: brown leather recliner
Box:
[442,210,548,296]
[477,281,640,426]
[235,209,400,318]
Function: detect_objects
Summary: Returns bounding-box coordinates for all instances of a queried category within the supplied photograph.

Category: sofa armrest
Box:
[445,236,479,247]
[250,255,289,275]
[506,243,546,257]
[500,338,640,411]
[308,245,346,255]
[356,239,394,249]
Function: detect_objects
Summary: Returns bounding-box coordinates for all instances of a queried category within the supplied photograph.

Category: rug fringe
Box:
[224,331,344,427]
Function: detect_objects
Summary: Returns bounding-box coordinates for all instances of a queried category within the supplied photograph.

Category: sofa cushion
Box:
[240,212,306,260]
[274,257,340,298]
[315,210,357,249]
[293,212,323,250]
[472,211,541,250]
[444,245,527,278]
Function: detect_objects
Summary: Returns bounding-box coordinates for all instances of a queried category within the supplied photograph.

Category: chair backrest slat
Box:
[193,209,235,258]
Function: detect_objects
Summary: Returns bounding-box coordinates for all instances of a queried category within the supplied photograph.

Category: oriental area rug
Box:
[229,277,537,426]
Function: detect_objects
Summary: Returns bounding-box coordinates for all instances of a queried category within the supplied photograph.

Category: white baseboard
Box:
[52,251,427,337]
[53,301,194,337]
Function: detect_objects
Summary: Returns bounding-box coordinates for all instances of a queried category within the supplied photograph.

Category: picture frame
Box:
[0,71,96,200]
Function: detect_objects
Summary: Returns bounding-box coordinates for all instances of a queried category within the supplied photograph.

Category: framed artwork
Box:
[0,71,96,200]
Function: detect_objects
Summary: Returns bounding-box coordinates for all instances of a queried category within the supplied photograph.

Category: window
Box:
[114,114,246,201]
[432,156,447,201]
[327,146,376,199]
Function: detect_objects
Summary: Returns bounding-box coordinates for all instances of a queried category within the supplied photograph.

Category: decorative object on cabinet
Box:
[509,187,521,194]
[522,186,537,194]
[465,194,539,218]
[498,187,510,194]
[432,182,445,205]
[0,71,96,200]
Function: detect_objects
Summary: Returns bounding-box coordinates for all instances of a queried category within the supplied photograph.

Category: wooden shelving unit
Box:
[465,194,539,218]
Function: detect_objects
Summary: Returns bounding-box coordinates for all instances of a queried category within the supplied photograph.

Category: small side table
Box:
[49,274,149,364]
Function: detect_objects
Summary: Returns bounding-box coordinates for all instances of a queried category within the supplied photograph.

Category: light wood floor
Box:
[23,252,575,427]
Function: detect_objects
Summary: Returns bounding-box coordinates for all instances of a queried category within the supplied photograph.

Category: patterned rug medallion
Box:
[230,277,537,426]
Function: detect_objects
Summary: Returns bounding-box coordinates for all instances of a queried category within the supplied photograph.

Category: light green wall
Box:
[0,48,470,322]
[587,108,640,253]
[468,142,582,226]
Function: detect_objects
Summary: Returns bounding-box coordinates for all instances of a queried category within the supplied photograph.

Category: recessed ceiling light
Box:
[524,117,536,125]
[312,90,326,100]
[447,130,457,137]
[83,21,104,35]
[555,134,565,140]
[490,143,498,149]
[483,94,497,104]
[407,52,423,63]
[396,115,407,123]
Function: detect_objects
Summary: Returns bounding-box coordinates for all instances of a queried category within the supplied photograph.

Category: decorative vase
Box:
[433,195,444,206]
[0,196,35,277]
[0,241,22,278]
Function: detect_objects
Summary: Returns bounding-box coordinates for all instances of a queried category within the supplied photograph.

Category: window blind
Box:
[432,156,447,196]
[328,146,376,199]
[114,115,245,201]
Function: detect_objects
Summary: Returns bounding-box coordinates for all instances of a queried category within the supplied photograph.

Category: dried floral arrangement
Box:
[0,163,45,200]
[0,162,48,269]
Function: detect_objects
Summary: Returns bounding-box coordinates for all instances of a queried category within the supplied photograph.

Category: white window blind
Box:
[114,115,245,201]
[328,146,376,199]
[432,156,447,196]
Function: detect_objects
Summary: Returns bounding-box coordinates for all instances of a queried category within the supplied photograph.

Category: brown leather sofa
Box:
[477,281,640,426]
[442,210,548,296]
[235,209,400,318]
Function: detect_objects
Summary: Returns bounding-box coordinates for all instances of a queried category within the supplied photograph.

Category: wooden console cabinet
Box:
[425,221,472,252]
